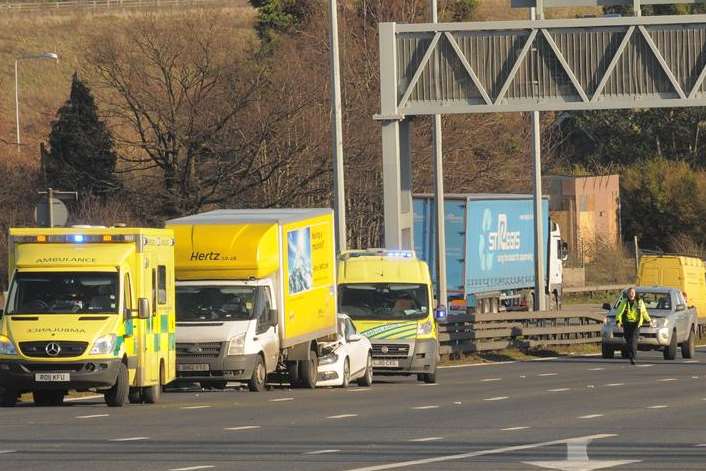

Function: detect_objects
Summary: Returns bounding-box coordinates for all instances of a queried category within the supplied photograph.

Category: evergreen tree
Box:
[46,73,120,197]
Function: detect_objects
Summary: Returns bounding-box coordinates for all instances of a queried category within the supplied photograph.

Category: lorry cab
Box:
[0,227,176,407]
[337,249,438,383]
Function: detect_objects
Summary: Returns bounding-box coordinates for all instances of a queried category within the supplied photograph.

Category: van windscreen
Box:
[176,286,256,322]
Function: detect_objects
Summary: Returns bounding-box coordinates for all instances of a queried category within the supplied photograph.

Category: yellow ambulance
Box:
[0,227,175,407]
[337,250,439,383]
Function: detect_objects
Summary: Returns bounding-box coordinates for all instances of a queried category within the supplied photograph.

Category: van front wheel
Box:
[248,355,267,392]
[105,363,129,407]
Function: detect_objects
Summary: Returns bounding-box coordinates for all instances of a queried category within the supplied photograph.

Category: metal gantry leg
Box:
[328,0,346,253]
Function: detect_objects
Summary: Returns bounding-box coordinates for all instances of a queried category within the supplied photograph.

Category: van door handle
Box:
[253,337,259,341]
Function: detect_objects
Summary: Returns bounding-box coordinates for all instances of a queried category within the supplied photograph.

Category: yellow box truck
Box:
[0,227,176,407]
[166,209,337,391]
[638,254,706,317]
[337,250,439,383]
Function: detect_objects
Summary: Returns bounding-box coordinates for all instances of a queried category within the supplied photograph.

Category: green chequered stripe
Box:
[361,322,417,340]
[152,312,175,353]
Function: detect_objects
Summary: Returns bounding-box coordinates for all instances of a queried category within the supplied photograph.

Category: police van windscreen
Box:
[339,283,429,321]
[7,272,119,314]
[176,286,256,322]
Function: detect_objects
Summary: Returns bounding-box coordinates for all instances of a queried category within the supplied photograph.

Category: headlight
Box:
[0,335,17,356]
[417,320,433,336]
[90,334,117,355]
[319,353,339,365]
[227,333,246,356]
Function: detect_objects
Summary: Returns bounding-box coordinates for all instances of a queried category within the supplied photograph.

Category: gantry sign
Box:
[378,14,706,249]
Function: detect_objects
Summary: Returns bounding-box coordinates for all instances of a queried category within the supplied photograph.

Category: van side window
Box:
[157,265,167,305]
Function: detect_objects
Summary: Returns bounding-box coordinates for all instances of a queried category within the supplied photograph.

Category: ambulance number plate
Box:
[35,373,70,382]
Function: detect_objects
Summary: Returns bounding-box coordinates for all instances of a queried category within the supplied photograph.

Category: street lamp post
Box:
[15,52,59,153]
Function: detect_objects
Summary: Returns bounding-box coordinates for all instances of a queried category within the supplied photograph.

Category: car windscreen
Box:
[7,271,119,314]
[176,286,256,322]
[609,291,672,317]
[338,283,429,321]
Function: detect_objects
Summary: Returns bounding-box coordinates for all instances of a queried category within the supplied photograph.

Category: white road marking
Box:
[439,361,516,369]
[692,376,700,379]
[411,405,440,410]
[501,427,530,431]
[531,357,559,361]
[684,360,699,364]
[327,414,358,419]
[348,388,372,392]
[169,467,215,471]
[647,405,669,409]
[305,449,341,455]
[76,414,109,419]
[484,396,509,401]
[225,426,261,431]
[588,367,604,371]
[65,395,103,402]
[0,450,16,454]
[657,378,678,382]
[344,434,617,471]
[409,437,444,442]
[636,364,654,368]
[453,401,462,405]
[480,378,502,382]
[577,414,603,419]
[110,437,149,442]
[526,436,640,470]
[418,383,438,387]
[586,385,595,389]
[520,375,527,379]
[270,397,294,402]
[695,444,706,447]
[547,388,571,392]
[181,405,211,410]
[538,373,558,377]
[604,383,624,387]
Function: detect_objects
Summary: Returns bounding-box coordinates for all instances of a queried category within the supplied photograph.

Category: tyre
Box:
[663,330,677,361]
[105,363,129,407]
[248,355,267,392]
[287,361,300,388]
[681,328,696,359]
[0,388,17,407]
[33,390,64,407]
[423,370,437,384]
[341,358,350,388]
[601,343,614,359]
[417,373,425,382]
[299,351,318,389]
[357,353,373,387]
[128,387,143,404]
[142,363,163,404]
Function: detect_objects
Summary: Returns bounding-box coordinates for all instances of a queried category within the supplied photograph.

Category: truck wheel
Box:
[601,343,614,359]
[299,352,318,389]
[423,370,437,384]
[663,330,678,361]
[143,364,164,404]
[0,388,17,407]
[681,328,696,359]
[248,355,267,392]
[341,358,350,388]
[128,387,143,404]
[105,363,129,407]
[33,390,65,407]
[287,361,300,388]
[357,353,373,387]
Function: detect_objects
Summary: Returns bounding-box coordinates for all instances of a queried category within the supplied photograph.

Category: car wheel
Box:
[248,354,267,392]
[681,328,696,359]
[357,353,373,387]
[341,358,350,388]
[33,390,65,407]
[105,363,129,407]
[0,388,17,407]
[601,343,614,359]
[663,329,678,360]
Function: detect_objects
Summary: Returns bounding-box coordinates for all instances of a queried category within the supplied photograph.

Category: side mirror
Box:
[138,298,150,319]
[602,303,612,310]
[347,333,362,342]
[676,304,686,312]
[434,305,448,322]
[561,242,569,261]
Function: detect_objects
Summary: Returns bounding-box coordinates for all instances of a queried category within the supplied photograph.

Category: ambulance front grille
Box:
[19,341,88,358]
[176,342,223,359]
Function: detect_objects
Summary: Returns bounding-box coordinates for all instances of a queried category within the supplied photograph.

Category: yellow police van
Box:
[0,227,176,407]
[337,250,439,383]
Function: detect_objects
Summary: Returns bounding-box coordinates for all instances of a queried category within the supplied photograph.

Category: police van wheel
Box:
[33,390,64,407]
[663,330,678,361]
[681,329,696,359]
[0,388,17,407]
[105,363,129,407]
[128,387,143,404]
[249,355,267,392]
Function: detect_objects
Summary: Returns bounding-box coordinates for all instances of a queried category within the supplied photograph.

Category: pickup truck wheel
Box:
[0,388,17,407]
[357,353,373,387]
[601,343,614,359]
[681,328,696,359]
[663,330,678,361]
[299,353,318,389]
[105,363,129,407]
[248,355,267,392]
[341,358,350,388]
[33,390,64,407]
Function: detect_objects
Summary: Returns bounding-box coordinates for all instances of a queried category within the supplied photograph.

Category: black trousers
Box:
[623,321,639,360]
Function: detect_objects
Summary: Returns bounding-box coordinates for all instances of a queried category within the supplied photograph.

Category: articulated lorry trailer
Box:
[414,194,568,312]
[167,209,337,391]
[0,227,176,407]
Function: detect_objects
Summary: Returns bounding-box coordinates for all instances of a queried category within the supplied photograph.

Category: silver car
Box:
[601,287,697,360]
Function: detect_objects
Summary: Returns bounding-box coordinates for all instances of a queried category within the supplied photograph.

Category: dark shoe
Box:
[630,358,635,365]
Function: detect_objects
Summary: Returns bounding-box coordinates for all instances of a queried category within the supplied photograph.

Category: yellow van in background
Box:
[638,255,706,318]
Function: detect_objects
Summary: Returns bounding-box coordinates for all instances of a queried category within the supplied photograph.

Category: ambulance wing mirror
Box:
[138,298,150,319]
